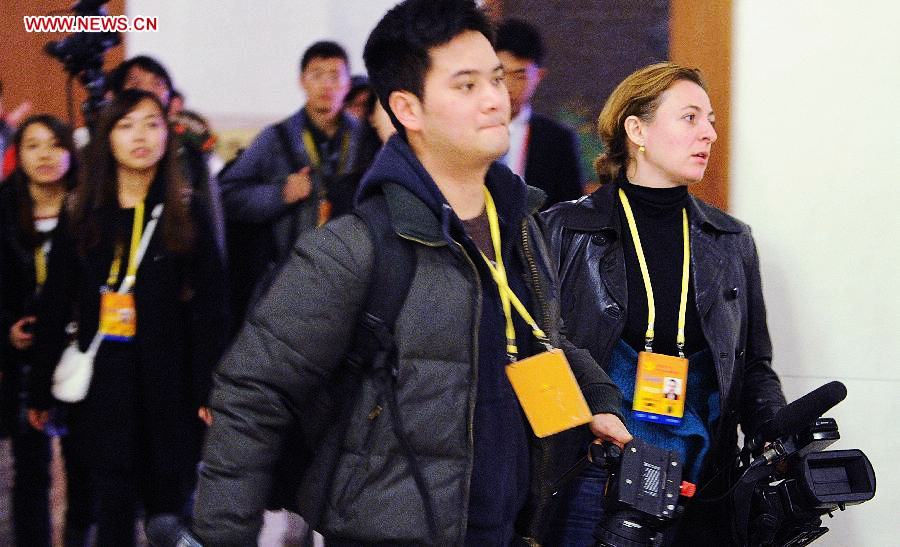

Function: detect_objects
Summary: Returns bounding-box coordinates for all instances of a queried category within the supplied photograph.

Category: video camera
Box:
[731,381,876,546]
[559,381,875,547]
[43,0,120,122]
[555,438,696,547]
[588,439,696,546]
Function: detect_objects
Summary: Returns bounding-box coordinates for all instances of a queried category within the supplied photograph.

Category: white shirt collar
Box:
[503,105,532,177]
[509,104,532,131]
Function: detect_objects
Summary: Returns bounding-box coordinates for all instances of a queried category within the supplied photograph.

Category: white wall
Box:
[125,1,397,128]
[732,1,900,544]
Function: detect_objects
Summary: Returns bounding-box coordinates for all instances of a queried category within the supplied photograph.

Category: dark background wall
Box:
[503,1,669,190]
[490,0,731,209]
[505,0,669,130]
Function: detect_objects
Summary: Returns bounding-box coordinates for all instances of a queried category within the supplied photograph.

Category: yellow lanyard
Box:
[618,189,691,357]
[301,129,351,174]
[479,187,549,361]
[34,244,48,287]
[106,201,145,289]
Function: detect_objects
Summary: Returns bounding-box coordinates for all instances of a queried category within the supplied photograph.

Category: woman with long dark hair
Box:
[28,90,229,545]
[0,114,80,546]
[541,63,787,544]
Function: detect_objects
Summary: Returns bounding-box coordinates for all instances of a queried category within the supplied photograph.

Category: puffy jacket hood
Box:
[356,135,544,245]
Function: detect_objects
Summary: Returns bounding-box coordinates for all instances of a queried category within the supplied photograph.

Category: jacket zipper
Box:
[519,218,556,537]
[520,219,552,340]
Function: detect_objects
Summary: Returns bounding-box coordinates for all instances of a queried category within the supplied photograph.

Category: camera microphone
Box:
[746,381,847,455]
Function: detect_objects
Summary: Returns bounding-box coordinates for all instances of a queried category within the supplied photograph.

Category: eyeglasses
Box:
[303,71,347,84]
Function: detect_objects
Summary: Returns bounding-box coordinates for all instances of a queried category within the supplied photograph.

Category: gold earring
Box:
[639,145,646,153]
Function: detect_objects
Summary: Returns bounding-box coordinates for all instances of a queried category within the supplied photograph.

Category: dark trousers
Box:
[93,466,194,547]
[546,464,609,547]
[10,424,52,547]
[60,434,96,547]
[10,425,98,547]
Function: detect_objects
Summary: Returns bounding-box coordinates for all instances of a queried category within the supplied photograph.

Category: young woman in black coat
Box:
[28,90,229,545]
[541,63,787,545]
[0,114,96,546]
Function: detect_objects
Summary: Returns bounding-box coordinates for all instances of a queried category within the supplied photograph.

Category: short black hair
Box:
[106,55,174,96]
[344,75,371,106]
[495,18,545,66]
[300,41,349,73]
[363,0,493,134]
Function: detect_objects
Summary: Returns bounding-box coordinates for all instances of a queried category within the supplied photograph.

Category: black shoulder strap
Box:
[217,119,298,182]
[347,195,439,541]
[346,194,415,367]
[269,193,417,518]
[274,120,304,173]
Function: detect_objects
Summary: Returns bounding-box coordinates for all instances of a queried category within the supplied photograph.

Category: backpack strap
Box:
[345,194,415,370]
[273,120,304,173]
[272,192,438,541]
[346,194,439,542]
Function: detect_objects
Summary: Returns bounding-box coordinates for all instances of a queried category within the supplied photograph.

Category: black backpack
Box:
[267,192,439,541]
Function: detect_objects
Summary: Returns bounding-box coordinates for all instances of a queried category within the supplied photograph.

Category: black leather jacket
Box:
[540,181,786,495]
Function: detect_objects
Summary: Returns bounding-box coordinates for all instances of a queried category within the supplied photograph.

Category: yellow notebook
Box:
[506,349,593,438]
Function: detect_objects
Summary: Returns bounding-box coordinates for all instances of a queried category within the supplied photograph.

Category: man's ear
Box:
[536,66,548,85]
[388,90,423,132]
[623,115,645,148]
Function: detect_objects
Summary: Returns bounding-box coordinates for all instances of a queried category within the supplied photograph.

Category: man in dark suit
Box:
[496,18,585,208]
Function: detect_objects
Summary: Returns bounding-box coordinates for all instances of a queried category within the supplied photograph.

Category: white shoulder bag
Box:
[52,203,164,403]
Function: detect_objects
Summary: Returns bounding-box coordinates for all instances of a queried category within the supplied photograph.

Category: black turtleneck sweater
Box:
[618,179,707,357]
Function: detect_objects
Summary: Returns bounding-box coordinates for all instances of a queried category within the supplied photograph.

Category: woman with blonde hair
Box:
[541,63,786,544]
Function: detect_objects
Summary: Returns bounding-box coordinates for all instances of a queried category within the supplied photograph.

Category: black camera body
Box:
[589,439,694,547]
[578,382,875,547]
[43,1,120,121]
[733,417,875,546]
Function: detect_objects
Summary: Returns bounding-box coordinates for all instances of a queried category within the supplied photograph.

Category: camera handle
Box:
[730,456,776,546]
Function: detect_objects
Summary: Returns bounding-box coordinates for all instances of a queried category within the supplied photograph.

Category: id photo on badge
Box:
[662,377,681,401]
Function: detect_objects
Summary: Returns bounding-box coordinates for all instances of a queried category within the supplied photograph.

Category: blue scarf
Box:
[607,340,720,482]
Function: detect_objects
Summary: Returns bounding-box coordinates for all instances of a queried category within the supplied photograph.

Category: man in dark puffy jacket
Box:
[192,1,631,544]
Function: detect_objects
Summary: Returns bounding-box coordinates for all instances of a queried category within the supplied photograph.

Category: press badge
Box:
[632,351,688,426]
[506,349,593,438]
[98,291,137,341]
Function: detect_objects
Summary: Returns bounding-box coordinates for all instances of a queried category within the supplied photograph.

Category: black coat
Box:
[31,186,229,471]
[0,181,43,433]
[540,181,787,542]
[523,113,585,209]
